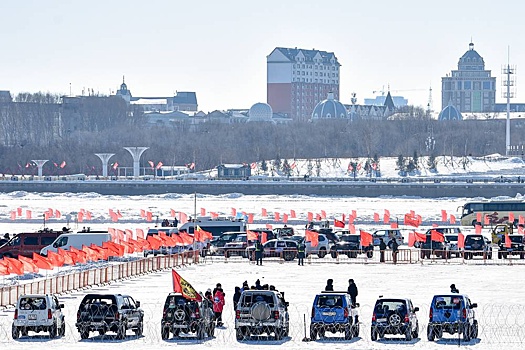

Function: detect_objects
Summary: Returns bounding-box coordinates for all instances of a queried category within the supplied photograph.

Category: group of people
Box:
[161,218,178,227]
[324,278,359,306]
[204,283,225,327]
[379,237,399,264]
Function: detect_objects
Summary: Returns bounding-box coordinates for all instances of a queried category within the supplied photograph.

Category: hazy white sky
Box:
[1,0,524,112]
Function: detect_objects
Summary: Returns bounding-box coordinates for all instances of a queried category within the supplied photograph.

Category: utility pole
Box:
[502,47,516,156]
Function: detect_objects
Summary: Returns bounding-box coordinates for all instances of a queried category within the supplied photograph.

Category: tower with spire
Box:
[115,76,132,103]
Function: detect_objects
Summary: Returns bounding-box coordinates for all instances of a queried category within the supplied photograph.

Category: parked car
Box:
[12,294,66,339]
[246,239,298,261]
[235,289,289,340]
[288,234,330,258]
[161,292,215,340]
[497,234,525,259]
[273,226,294,237]
[444,234,462,258]
[372,229,405,248]
[224,234,249,258]
[41,230,111,256]
[427,294,478,342]
[210,231,246,255]
[371,297,419,341]
[310,291,359,340]
[0,228,68,259]
[330,234,373,258]
[463,234,492,259]
[419,229,450,259]
[75,293,144,339]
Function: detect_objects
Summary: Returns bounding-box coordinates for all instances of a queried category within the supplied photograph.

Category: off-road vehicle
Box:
[427,294,479,342]
[310,291,359,340]
[12,294,65,339]
[161,292,215,340]
[371,297,419,341]
[235,289,289,340]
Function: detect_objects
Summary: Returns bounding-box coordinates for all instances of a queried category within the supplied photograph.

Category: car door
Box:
[125,296,140,326]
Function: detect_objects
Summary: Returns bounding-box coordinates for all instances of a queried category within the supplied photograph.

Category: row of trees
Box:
[0,93,521,175]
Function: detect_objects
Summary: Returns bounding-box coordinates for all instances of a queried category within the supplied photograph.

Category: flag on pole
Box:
[172,270,202,301]
[305,230,319,247]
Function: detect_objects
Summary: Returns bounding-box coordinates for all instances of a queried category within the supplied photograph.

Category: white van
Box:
[40,231,111,256]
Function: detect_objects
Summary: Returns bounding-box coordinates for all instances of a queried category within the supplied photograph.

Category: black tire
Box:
[274,326,283,340]
[412,322,419,339]
[225,251,230,258]
[347,252,353,258]
[236,327,244,341]
[134,322,143,336]
[353,324,360,337]
[371,327,378,341]
[80,329,90,339]
[330,251,337,259]
[12,325,20,340]
[471,320,478,339]
[427,326,435,341]
[405,325,413,341]
[161,326,170,340]
[366,250,373,258]
[208,322,215,337]
[21,328,28,336]
[283,252,295,261]
[318,248,327,258]
[49,322,57,339]
[463,323,471,342]
[310,325,317,341]
[116,324,126,340]
[59,322,66,337]
[344,326,352,340]
[98,329,106,336]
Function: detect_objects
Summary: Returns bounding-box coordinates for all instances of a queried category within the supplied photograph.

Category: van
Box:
[40,231,111,256]
[178,217,246,237]
[0,228,68,259]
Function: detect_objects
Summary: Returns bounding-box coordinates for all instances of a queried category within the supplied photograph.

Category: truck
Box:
[490,224,525,259]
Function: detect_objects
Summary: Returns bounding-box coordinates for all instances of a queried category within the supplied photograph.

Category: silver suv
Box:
[235,290,290,340]
[288,234,330,258]
[12,294,65,339]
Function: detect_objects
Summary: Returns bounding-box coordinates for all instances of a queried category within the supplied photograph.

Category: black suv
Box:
[371,298,419,341]
[75,293,144,340]
[497,234,525,259]
[464,235,492,259]
[161,293,215,340]
[210,231,246,255]
[330,234,373,258]
[419,229,449,259]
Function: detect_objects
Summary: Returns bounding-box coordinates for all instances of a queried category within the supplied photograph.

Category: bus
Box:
[460,200,525,226]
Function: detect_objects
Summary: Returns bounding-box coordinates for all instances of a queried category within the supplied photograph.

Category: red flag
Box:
[476,212,482,223]
[430,230,444,242]
[441,210,447,222]
[450,214,456,224]
[458,233,465,249]
[26,210,32,219]
[290,210,296,218]
[349,215,355,225]
[17,207,22,216]
[321,210,327,219]
[69,247,87,264]
[352,210,357,219]
[262,208,268,217]
[4,257,24,275]
[55,209,61,219]
[484,215,490,226]
[334,219,345,228]
[261,232,268,244]
[146,211,153,222]
[383,210,390,224]
[47,250,65,267]
[247,230,258,242]
[408,232,426,247]
[136,228,145,239]
[172,270,202,301]
[349,224,356,234]
[200,208,206,216]
[316,214,322,221]
[0,260,9,275]
[179,231,194,245]
[82,245,100,262]
[148,160,154,168]
[360,230,373,247]
[90,245,109,260]
[10,211,16,220]
[307,212,313,222]
[112,162,119,170]
[156,161,163,170]
[18,255,38,273]
[505,234,512,248]
[60,161,66,168]
[305,230,319,247]
[33,253,54,270]
[57,248,75,265]
[231,208,237,217]
[509,212,515,224]
[283,214,288,224]
[248,213,254,224]
[373,212,380,222]
[265,224,273,230]
[390,222,398,229]
[404,213,420,227]
[274,212,280,222]
[475,223,482,234]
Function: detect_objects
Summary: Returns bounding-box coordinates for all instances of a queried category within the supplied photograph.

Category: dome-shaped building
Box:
[311,92,348,119]
[438,104,463,121]
[248,102,274,123]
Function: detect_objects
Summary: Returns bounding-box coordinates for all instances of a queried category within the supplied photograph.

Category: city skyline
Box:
[1,0,524,113]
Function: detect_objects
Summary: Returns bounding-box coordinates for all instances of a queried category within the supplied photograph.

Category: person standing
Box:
[233,286,241,311]
[213,287,225,327]
[347,279,358,306]
[450,284,459,293]
[255,240,263,266]
[391,238,399,264]
[379,238,387,263]
[325,279,334,291]
[297,241,306,266]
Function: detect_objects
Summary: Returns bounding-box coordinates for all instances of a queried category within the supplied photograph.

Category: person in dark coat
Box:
[255,279,262,290]
[390,238,399,264]
[325,279,334,291]
[347,279,358,305]
[379,238,387,263]
[255,240,263,265]
[297,241,306,266]
[233,286,241,311]
[450,284,459,293]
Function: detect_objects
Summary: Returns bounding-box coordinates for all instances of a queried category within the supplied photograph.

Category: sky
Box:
[1,0,525,112]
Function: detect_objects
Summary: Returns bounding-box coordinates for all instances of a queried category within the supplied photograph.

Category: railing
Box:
[0,251,197,308]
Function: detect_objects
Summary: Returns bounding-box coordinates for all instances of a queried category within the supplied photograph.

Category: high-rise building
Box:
[441,42,496,113]
[267,47,340,121]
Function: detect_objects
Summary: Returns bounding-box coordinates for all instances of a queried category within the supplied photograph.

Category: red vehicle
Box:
[0,228,68,258]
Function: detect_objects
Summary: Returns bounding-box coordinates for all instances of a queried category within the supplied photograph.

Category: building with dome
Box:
[438,104,463,121]
[311,92,348,119]
[247,102,275,123]
[441,42,496,113]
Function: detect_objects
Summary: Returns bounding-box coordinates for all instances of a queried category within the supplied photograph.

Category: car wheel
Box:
[225,251,230,258]
[405,325,413,341]
[318,248,327,258]
[463,323,471,341]
[274,326,283,340]
[80,328,90,340]
[12,325,20,340]
[353,324,360,337]
[59,322,66,337]
[98,329,106,336]
[388,312,402,327]
[209,322,215,337]
[371,327,378,341]
[344,325,352,340]
[412,322,419,339]
[427,326,435,341]
[161,326,170,340]
[197,325,205,340]
[49,322,57,339]
[310,325,317,340]
[134,322,143,336]
[330,251,337,259]
[521,253,524,260]
[471,320,478,339]
[116,324,126,340]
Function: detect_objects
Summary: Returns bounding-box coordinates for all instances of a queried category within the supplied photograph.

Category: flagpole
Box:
[193,191,197,257]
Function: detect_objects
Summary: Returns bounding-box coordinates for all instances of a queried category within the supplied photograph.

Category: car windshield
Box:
[232,235,246,242]
[374,300,407,315]
[340,235,359,242]
[446,235,458,242]
[289,236,304,243]
[465,236,484,244]
[510,236,523,243]
[19,297,47,310]
[220,234,235,241]
[317,295,344,307]
[434,296,463,310]
[240,293,275,307]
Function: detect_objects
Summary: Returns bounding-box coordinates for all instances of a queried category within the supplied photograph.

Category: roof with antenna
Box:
[383,91,396,110]
[458,42,484,70]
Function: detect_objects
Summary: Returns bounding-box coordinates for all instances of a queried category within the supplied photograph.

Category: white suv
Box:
[289,234,330,258]
[12,294,65,339]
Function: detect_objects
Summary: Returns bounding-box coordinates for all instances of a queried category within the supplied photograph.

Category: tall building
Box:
[267,47,340,121]
[441,42,496,113]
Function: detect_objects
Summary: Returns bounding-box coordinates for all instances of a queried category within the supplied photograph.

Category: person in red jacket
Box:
[213,287,225,327]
